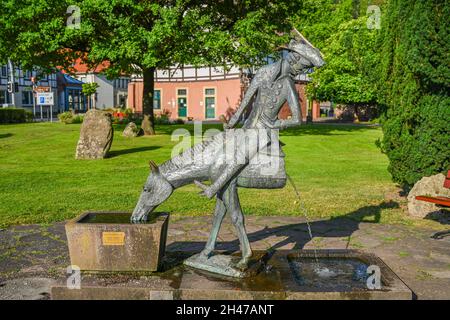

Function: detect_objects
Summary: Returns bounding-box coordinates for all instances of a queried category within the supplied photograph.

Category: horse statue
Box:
[131,30,325,277]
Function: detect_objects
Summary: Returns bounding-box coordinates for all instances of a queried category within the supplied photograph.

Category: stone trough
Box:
[65,212,169,272]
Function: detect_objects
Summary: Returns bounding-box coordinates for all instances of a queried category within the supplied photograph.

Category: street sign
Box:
[36,92,54,106]
[35,86,51,93]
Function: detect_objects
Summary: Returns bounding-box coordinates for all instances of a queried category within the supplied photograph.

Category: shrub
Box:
[58,112,84,124]
[154,114,170,125]
[0,108,31,123]
[72,115,84,124]
[172,118,185,125]
[377,0,450,187]
[336,105,379,122]
[58,111,74,124]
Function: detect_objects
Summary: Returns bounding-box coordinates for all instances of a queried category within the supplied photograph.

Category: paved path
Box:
[0,216,449,299]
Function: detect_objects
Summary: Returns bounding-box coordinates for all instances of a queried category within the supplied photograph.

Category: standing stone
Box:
[122,122,143,138]
[407,173,450,218]
[75,109,113,159]
[141,115,155,135]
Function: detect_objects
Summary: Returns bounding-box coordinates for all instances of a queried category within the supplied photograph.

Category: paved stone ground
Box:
[0,215,449,300]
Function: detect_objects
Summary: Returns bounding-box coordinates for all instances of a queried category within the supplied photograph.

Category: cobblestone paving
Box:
[0,215,449,299]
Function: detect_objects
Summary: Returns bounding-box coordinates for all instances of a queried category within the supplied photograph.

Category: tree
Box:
[0,0,300,134]
[377,0,450,187]
[306,17,379,120]
[82,82,99,110]
[293,0,384,120]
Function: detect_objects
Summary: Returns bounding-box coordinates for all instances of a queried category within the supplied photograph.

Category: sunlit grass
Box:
[0,122,438,229]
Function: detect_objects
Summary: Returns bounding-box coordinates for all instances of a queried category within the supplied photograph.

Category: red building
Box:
[128,65,320,122]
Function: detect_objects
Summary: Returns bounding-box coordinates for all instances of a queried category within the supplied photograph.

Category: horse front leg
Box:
[200,190,227,259]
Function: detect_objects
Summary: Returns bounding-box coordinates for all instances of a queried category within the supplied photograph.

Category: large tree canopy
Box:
[0,0,299,134]
[294,0,383,118]
[306,17,378,107]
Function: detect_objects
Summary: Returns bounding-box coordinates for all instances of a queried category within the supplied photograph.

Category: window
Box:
[177,89,187,96]
[119,95,127,108]
[22,91,33,105]
[68,89,83,111]
[153,89,161,109]
[1,66,7,78]
[37,71,47,81]
[204,88,216,119]
[205,88,215,96]
[0,90,9,104]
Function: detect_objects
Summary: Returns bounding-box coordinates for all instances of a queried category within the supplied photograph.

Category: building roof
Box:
[72,58,110,74]
[63,73,84,85]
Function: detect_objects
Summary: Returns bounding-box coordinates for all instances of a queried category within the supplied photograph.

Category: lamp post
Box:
[31,76,37,119]
[7,60,15,106]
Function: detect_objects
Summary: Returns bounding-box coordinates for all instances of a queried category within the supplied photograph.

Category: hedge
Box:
[377,0,450,187]
[0,108,33,124]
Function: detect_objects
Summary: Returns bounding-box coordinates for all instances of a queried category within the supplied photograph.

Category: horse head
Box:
[131,160,173,223]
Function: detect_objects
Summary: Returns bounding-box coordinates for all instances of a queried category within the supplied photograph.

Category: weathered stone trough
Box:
[65,212,169,272]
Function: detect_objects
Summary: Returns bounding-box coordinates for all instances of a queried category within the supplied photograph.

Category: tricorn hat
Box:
[279,28,325,68]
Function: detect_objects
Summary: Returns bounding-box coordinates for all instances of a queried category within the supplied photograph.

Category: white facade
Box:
[0,64,58,112]
[76,73,130,109]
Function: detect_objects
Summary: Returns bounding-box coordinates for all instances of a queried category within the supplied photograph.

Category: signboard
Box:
[102,232,125,246]
[36,92,54,106]
[35,86,51,93]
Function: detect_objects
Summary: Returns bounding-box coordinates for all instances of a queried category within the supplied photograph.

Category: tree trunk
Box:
[353,105,360,123]
[141,67,156,135]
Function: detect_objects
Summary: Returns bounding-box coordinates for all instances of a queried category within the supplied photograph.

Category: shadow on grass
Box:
[281,123,380,137]
[0,133,13,139]
[107,146,161,158]
[167,201,399,253]
[155,123,223,136]
[153,123,379,138]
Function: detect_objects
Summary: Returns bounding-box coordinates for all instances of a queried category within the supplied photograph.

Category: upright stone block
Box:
[65,212,169,272]
[75,109,113,159]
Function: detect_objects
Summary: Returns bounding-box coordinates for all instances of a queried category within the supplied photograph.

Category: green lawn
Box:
[0,122,427,228]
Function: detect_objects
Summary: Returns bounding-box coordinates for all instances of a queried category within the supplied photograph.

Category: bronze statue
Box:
[131,30,325,277]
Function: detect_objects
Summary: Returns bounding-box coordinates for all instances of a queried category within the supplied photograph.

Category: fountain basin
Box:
[282,250,411,299]
[65,212,169,272]
[52,249,413,300]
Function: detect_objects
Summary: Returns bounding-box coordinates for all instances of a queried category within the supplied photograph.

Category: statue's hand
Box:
[194,180,216,199]
[219,115,232,130]
[223,123,232,130]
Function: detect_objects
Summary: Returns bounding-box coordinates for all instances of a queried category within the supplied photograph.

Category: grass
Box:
[0,122,438,229]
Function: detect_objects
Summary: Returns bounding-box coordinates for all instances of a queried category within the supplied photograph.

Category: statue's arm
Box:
[270,79,302,130]
[227,80,259,129]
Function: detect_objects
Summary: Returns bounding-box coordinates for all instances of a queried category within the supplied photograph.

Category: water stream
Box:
[286,173,319,264]
[287,174,361,279]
